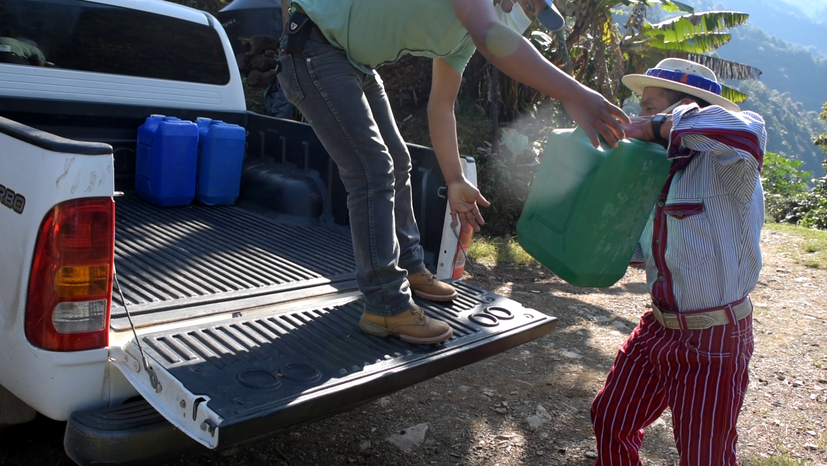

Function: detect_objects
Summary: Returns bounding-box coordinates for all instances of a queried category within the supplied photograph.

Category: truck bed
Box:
[70,193,562,466]
[111,194,357,331]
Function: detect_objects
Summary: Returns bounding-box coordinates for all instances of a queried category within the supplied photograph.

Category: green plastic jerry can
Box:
[517,127,671,287]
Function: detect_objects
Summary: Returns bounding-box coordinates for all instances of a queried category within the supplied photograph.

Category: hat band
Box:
[645,68,722,96]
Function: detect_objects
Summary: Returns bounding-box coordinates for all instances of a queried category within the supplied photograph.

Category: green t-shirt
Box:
[293,0,477,74]
[0,37,46,63]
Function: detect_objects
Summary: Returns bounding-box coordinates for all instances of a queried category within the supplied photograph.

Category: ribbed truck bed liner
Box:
[111,195,356,330]
[66,283,557,466]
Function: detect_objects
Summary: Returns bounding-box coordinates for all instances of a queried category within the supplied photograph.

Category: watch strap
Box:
[651,113,668,143]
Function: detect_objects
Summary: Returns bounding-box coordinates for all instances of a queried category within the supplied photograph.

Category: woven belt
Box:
[652,297,752,330]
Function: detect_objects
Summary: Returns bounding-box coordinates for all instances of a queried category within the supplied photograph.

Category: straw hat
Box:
[621,57,739,111]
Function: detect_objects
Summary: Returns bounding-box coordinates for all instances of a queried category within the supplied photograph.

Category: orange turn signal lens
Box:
[54,265,110,298]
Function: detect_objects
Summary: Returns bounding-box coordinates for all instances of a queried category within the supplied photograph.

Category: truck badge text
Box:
[0,183,26,214]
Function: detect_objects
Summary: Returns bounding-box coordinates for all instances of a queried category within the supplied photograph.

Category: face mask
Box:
[495,1,533,34]
[662,101,681,114]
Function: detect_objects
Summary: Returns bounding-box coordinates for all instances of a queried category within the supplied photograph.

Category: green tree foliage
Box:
[735,81,827,177]
[762,104,827,230]
[762,153,827,230]
[797,177,827,229]
[763,152,811,196]
[762,152,810,223]
[803,104,827,229]
[816,103,827,153]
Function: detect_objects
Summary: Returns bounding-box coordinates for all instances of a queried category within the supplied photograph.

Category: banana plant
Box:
[533,0,762,103]
[619,6,762,102]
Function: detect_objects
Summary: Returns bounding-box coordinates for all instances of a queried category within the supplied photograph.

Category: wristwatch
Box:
[651,113,668,143]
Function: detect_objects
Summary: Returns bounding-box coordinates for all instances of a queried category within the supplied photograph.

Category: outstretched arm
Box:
[670,104,766,167]
[624,104,767,198]
[429,58,491,232]
[452,0,630,148]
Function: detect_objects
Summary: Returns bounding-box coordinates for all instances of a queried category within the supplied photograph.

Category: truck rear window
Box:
[0,0,230,85]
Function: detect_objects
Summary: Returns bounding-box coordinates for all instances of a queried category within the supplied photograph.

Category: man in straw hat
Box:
[589,58,768,466]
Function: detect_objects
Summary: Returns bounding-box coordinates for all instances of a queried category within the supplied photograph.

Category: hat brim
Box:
[622,74,740,112]
[537,0,565,31]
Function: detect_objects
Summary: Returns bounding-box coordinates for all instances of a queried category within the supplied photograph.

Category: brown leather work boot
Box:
[407,268,458,302]
[359,304,453,344]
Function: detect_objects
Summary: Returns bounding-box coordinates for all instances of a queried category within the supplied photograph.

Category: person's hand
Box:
[447,179,491,232]
[560,86,630,148]
[622,116,657,141]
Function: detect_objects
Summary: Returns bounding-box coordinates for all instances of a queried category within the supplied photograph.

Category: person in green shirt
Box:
[0,37,47,66]
[276,0,630,345]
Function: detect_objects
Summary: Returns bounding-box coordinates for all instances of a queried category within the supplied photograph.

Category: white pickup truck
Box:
[0,0,557,464]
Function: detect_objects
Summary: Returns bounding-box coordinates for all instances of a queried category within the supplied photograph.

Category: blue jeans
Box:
[277,38,425,317]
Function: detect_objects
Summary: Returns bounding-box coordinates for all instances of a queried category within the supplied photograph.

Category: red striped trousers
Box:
[590,310,754,466]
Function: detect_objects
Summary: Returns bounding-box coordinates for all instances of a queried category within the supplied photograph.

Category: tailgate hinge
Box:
[110,343,223,449]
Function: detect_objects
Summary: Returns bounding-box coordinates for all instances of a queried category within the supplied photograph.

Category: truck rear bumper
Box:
[65,399,203,466]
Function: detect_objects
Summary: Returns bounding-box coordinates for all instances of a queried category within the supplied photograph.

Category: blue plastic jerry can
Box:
[195,118,246,205]
[136,115,198,207]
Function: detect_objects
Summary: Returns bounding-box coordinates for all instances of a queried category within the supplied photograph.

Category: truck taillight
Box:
[25,198,115,351]
[451,223,474,280]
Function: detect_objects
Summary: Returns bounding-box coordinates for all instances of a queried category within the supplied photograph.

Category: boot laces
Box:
[418,269,435,284]
[410,304,426,320]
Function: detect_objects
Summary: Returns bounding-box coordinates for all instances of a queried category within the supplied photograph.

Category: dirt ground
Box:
[1,228,825,466]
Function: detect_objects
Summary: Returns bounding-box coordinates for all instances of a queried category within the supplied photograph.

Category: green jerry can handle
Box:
[575,125,663,150]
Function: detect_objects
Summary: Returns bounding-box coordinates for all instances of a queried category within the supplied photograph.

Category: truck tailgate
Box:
[67,283,556,466]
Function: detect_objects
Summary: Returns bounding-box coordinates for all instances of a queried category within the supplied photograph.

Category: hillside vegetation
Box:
[695,0,827,56]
